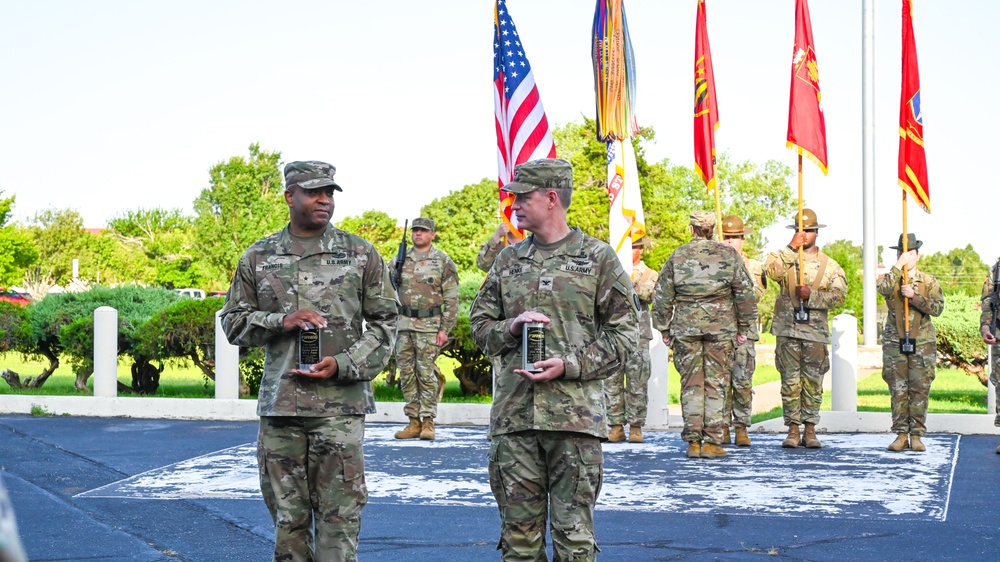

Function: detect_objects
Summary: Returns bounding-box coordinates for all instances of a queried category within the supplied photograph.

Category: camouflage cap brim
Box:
[502,180,540,194]
[297,176,342,191]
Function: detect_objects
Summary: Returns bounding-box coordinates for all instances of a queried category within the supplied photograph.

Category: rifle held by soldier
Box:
[391,219,408,291]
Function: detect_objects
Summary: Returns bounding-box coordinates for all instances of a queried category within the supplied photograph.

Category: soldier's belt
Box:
[399,305,443,318]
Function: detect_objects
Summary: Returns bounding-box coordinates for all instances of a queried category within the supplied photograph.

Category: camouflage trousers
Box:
[882,343,937,435]
[604,339,651,426]
[488,431,603,562]
[258,415,368,562]
[992,343,1000,427]
[774,337,829,426]
[396,331,442,419]
[724,342,756,428]
[672,335,733,445]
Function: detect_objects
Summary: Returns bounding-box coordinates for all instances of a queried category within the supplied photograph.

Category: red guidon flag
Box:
[693,0,719,191]
[899,0,930,212]
[786,0,828,174]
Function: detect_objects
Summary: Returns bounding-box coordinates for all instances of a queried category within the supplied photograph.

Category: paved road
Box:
[2,415,999,561]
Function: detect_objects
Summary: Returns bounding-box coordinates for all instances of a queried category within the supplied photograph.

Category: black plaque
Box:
[522,322,545,373]
[299,324,321,370]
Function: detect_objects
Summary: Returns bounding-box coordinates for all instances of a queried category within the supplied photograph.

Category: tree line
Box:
[0,119,993,393]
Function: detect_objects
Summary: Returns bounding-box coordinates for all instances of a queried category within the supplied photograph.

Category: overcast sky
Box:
[1,0,996,264]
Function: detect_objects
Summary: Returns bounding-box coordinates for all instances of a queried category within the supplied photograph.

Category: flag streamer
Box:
[494,0,557,237]
[592,0,639,142]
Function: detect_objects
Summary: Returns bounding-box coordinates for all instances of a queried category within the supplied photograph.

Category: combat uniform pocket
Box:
[341,451,368,507]
[487,439,508,509]
[575,439,604,505]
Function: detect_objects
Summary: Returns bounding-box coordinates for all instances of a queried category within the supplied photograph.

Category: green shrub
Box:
[439,270,491,396]
[935,292,988,383]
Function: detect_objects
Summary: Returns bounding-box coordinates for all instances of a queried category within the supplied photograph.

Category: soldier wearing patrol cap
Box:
[221,160,398,561]
[470,158,638,561]
[720,214,767,447]
[391,217,459,441]
[878,233,944,452]
[605,236,658,443]
[764,208,847,449]
[653,211,757,459]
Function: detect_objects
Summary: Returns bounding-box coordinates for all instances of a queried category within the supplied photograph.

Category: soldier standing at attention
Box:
[720,215,766,447]
[392,218,459,441]
[764,208,847,449]
[653,211,757,459]
[477,222,520,273]
[220,161,398,562]
[606,236,658,443]
[877,233,943,452]
[470,158,638,561]
[980,261,1000,454]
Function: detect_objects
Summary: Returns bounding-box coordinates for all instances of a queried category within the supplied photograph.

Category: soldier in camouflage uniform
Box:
[764,209,847,449]
[720,215,766,447]
[391,217,459,441]
[605,237,658,444]
[477,222,520,273]
[469,158,638,562]
[980,262,1000,454]
[0,475,27,562]
[653,211,757,460]
[220,161,398,562]
[877,233,944,453]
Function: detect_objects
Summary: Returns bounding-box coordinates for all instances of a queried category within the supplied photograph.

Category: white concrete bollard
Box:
[93,306,118,397]
[646,330,670,429]
[831,313,858,412]
[215,310,241,399]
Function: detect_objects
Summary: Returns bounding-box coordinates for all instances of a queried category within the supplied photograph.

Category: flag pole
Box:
[797,151,804,285]
[902,189,910,334]
[714,165,723,241]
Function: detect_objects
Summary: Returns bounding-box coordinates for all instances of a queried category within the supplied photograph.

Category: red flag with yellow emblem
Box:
[899,0,930,212]
[693,0,719,191]
[786,0,828,174]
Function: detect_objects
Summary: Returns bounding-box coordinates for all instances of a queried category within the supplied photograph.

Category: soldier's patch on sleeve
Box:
[539,277,554,291]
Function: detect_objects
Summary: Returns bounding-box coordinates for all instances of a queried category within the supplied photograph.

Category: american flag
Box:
[494,0,556,232]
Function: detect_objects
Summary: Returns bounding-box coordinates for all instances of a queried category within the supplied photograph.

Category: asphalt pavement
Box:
[2,415,999,561]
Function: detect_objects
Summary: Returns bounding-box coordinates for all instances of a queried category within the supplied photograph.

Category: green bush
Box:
[439,270,491,396]
[134,297,225,380]
[240,347,265,396]
[935,292,988,383]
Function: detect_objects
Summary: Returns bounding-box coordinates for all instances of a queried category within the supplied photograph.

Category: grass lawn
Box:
[750,368,987,424]
[0,353,216,398]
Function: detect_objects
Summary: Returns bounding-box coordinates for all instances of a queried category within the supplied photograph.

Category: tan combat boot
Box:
[394,418,421,439]
[909,434,926,452]
[887,433,909,452]
[685,441,702,458]
[628,425,643,443]
[782,425,801,448]
[802,423,822,448]
[419,417,436,440]
[721,426,732,445]
[608,424,626,443]
[701,443,727,458]
[735,427,751,447]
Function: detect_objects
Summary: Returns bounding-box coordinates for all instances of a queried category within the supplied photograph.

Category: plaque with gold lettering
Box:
[298,324,321,370]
